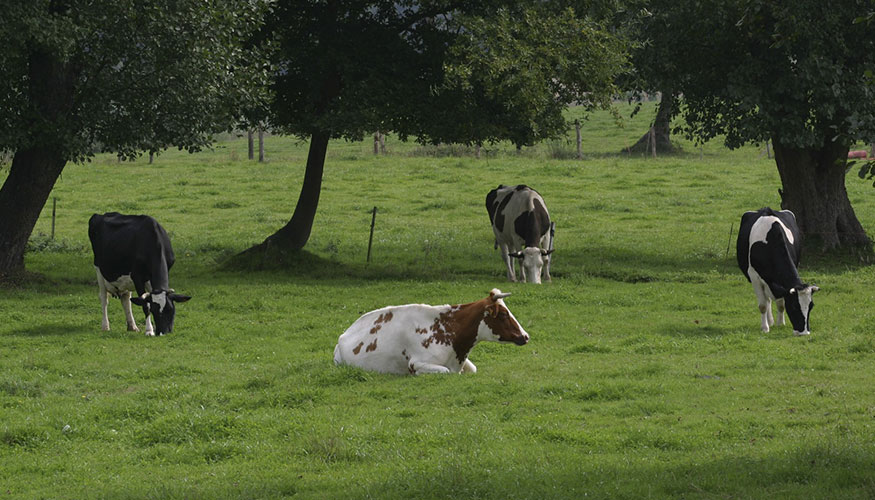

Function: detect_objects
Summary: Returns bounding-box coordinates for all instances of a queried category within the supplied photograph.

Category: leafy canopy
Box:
[267,0,628,146]
[647,0,875,150]
[0,0,270,161]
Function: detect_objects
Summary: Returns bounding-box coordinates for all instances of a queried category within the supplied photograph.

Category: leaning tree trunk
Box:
[241,130,330,255]
[627,91,677,154]
[772,138,872,252]
[0,42,75,279]
[0,148,68,278]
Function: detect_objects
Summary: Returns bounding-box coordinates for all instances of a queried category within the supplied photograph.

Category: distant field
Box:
[3,103,875,499]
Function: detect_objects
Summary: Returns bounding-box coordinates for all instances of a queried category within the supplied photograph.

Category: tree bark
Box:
[0,41,75,279]
[627,91,677,154]
[0,148,67,278]
[246,131,330,253]
[248,130,254,160]
[772,139,871,252]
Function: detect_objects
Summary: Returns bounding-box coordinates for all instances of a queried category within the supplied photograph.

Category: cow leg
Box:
[753,282,772,332]
[461,359,477,374]
[144,313,155,337]
[775,298,786,326]
[411,362,451,374]
[501,244,517,282]
[120,292,140,332]
[544,256,552,282]
[96,270,110,331]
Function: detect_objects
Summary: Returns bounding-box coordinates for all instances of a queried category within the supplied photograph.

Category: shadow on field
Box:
[5,323,83,337]
[345,442,875,499]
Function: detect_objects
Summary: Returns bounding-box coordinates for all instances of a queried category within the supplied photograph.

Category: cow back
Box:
[89,212,175,287]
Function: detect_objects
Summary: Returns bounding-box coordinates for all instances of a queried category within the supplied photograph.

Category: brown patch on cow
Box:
[352,342,364,355]
[366,339,378,352]
[415,300,493,364]
[369,311,395,334]
[408,362,417,375]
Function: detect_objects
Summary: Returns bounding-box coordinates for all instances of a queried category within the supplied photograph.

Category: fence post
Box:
[374,132,380,155]
[367,207,377,263]
[258,128,265,162]
[51,197,57,240]
[248,130,254,160]
[575,119,582,159]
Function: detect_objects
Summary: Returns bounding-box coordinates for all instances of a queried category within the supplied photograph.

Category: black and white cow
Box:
[88,212,191,336]
[736,207,818,336]
[486,184,554,283]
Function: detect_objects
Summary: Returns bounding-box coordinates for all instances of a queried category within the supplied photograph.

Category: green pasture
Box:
[3,104,875,499]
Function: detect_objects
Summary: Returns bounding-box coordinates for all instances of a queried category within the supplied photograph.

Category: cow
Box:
[88,212,191,336]
[333,289,529,375]
[486,184,554,283]
[736,207,819,336]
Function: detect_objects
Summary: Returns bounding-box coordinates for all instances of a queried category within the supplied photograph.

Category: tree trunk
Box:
[244,131,330,254]
[0,39,75,279]
[258,128,265,162]
[0,148,67,278]
[772,139,871,252]
[248,130,254,160]
[627,91,677,154]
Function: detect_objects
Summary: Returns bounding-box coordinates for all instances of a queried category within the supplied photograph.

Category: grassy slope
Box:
[2,104,875,499]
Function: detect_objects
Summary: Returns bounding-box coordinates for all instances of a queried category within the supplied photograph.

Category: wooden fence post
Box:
[248,130,254,160]
[258,129,265,162]
[51,197,57,240]
[575,119,582,160]
[367,207,377,263]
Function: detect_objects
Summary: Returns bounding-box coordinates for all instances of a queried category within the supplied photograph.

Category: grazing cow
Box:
[88,212,191,336]
[333,289,529,375]
[486,184,554,283]
[736,208,819,336]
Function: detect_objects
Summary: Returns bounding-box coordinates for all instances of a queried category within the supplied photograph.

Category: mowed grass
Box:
[3,103,875,499]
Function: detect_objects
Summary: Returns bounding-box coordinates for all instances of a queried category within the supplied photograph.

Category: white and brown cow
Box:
[333,289,529,375]
[486,184,554,283]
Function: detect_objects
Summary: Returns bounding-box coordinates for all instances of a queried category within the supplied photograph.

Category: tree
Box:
[0,0,269,278]
[243,1,626,257]
[609,0,680,154]
[648,0,875,251]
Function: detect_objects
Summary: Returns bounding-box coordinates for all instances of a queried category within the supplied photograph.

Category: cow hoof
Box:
[794,331,811,336]
[127,325,139,332]
[144,331,155,337]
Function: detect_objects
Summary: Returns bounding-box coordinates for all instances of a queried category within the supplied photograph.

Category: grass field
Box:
[3,103,875,499]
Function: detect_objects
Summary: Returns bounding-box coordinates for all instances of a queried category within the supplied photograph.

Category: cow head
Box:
[784,285,818,336]
[509,247,554,284]
[479,289,529,345]
[131,289,192,335]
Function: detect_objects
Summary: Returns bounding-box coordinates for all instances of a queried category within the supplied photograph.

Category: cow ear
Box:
[541,249,554,256]
[509,251,523,259]
[131,296,147,306]
[169,293,192,303]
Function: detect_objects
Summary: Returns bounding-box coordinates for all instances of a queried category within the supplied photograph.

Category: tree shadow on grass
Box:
[3,323,86,337]
[346,442,875,499]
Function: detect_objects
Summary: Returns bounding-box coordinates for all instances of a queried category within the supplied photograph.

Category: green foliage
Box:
[640,0,875,150]
[3,104,875,498]
[266,1,626,146]
[0,0,270,160]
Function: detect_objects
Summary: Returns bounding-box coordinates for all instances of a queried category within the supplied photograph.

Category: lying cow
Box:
[334,289,529,374]
[88,212,191,336]
[486,184,554,283]
[736,207,818,336]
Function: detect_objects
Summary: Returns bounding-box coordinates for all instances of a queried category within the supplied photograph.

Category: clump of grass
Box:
[26,232,86,254]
